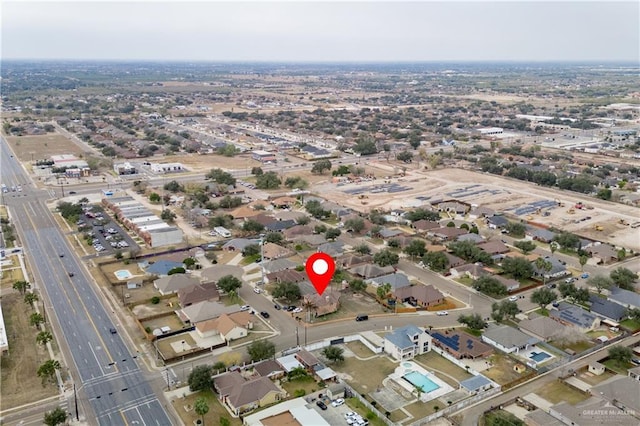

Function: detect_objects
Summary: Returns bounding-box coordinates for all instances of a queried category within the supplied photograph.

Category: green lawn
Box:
[537,381,590,404]
[332,356,396,395]
[620,318,640,332]
[602,359,634,375]
[532,308,549,317]
[404,399,443,418]
[281,375,320,398]
[455,277,473,286]
[483,410,525,426]
[548,339,594,354]
[414,352,473,382]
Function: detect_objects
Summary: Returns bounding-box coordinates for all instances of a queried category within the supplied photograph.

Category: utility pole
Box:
[295,326,299,347]
[74,383,79,421]
[165,368,170,391]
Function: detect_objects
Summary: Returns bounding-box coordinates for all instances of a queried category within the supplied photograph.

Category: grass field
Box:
[332,356,395,395]
[536,381,590,404]
[6,133,85,162]
[414,352,473,382]
[0,292,59,410]
[345,340,377,358]
[483,354,529,385]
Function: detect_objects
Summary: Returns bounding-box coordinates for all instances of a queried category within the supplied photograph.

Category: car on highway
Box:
[260,311,270,319]
[436,311,448,316]
[316,400,327,410]
[69,191,77,195]
[109,328,117,334]
[59,253,64,257]
[68,272,74,277]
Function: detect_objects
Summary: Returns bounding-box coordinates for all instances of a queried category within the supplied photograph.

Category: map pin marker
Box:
[305,252,335,296]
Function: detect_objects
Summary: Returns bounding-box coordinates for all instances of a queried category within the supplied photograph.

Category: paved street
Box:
[1,137,174,425]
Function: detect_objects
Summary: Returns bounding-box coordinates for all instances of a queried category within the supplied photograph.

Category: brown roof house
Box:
[195,311,253,341]
[253,360,285,380]
[153,274,200,296]
[265,269,307,284]
[213,372,285,416]
[200,265,244,284]
[294,349,320,371]
[262,243,294,260]
[349,263,395,279]
[477,240,510,256]
[411,220,440,234]
[430,330,493,359]
[303,292,340,317]
[177,282,219,307]
[428,227,469,242]
[585,244,619,264]
[393,284,445,308]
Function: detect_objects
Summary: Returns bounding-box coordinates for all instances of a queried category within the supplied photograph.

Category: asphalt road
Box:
[1,137,173,425]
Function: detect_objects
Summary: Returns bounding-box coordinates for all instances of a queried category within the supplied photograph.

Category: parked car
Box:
[274,304,282,310]
[581,273,590,279]
[260,311,270,319]
[316,400,327,410]
[253,287,262,294]
[293,307,303,313]
[508,296,518,302]
[240,305,251,311]
[331,398,345,407]
[355,314,368,321]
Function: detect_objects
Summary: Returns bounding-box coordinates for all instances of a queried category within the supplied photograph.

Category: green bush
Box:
[293,389,306,397]
[151,296,160,304]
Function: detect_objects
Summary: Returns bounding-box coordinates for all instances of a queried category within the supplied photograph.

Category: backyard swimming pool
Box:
[529,351,552,363]
[114,270,133,280]
[403,371,440,393]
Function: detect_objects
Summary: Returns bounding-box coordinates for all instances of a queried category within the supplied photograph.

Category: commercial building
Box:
[252,150,277,163]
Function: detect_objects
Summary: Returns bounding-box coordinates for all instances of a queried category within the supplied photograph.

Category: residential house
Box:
[460,375,494,394]
[178,301,241,324]
[303,292,340,317]
[378,228,404,239]
[428,227,469,242]
[270,196,297,209]
[200,265,244,284]
[589,295,628,322]
[468,207,496,219]
[349,263,395,279]
[437,201,469,215]
[628,366,640,381]
[430,330,493,359]
[450,263,489,280]
[477,241,510,256]
[195,311,253,341]
[265,219,297,232]
[253,360,285,380]
[213,372,285,416]
[494,275,520,292]
[242,398,330,426]
[411,220,440,234]
[261,243,294,260]
[337,254,372,269]
[262,258,298,274]
[177,282,219,307]
[609,287,640,310]
[282,225,314,240]
[549,397,639,426]
[443,252,466,269]
[383,325,432,361]
[294,349,320,372]
[153,275,200,296]
[481,325,539,354]
[586,244,619,264]
[531,256,570,281]
[392,284,445,308]
[145,260,185,276]
[265,269,307,284]
[317,241,345,257]
[518,315,567,342]
[525,227,556,243]
[550,302,600,332]
[486,216,509,230]
[367,272,411,291]
[276,354,304,373]
[222,238,257,252]
[457,233,485,244]
[291,234,327,246]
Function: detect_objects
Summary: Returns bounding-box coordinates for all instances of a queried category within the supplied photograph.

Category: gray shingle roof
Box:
[482,325,539,349]
[385,325,424,350]
[590,295,628,321]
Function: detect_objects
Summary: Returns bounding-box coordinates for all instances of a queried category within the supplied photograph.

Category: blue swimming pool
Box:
[114,269,133,280]
[403,371,440,393]
[529,351,551,363]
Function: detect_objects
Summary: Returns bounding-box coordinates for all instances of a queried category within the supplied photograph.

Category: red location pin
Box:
[305,252,335,296]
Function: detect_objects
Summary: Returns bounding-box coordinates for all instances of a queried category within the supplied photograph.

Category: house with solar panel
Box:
[549,302,600,332]
[429,330,493,359]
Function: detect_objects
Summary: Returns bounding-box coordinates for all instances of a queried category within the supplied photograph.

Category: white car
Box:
[240,305,251,311]
[331,398,344,407]
[292,307,303,313]
[436,311,448,316]
[253,287,262,294]
[508,296,518,302]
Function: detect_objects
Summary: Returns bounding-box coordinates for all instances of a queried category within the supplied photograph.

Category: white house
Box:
[383,325,431,361]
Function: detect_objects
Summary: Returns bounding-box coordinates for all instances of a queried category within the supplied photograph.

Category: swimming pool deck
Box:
[388,361,455,403]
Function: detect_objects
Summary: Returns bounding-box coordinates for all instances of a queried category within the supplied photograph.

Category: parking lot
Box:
[306,391,370,426]
[77,205,139,256]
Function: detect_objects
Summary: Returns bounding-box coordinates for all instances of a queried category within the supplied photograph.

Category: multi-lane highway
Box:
[1,137,173,425]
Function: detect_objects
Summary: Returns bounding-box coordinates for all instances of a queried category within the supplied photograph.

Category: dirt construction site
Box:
[314,163,640,252]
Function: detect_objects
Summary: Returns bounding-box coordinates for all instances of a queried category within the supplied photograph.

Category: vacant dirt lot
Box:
[0,292,58,409]
[315,166,640,251]
[6,133,84,162]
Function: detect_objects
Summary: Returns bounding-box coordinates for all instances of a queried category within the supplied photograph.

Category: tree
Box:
[373,249,399,267]
[588,275,613,294]
[251,166,264,176]
[220,417,231,426]
[272,281,302,302]
[163,180,183,193]
[284,176,308,189]
[457,313,487,330]
[344,218,365,234]
[30,312,45,327]
[579,255,588,271]
[472,276,508,297]
[296,215,310,225]
[43,407,67,426]
[534,257,553,285]
[501,257,534,280]
[550,242,558,255]
[553,232,580,251]
[404,208,440,222]
[247,340,276,361]
[349,279,367,293]
[354,244,371,255]
[531,287,557,308]
[217,275,242,293]
[573,287,590,305]
[608,346,633,365]
[149,192,161,203]
[168,266,186,275]
[610,267,638,291]
[24,292,39,308]
[325,228,341,241]
[264,232,284,244]
[311,159,332,174]
[404,239,426,259]
[353,134,378,155]
[627,307,640,322]
[255,171,281,189]
[188,365,213,391]
[36,331,53,347]
[242,244,261,258]
[514,240,536,255]
[322,346,345,363]
[242,219,264,233]
[305,200,329,219]
[160,209,177,223]
[559,282,577,299]
[206,168,236,186]
[396,150,413,163]
[13,280,30,295]
[422,251,449,272]
[376,283,392,300]
[194,397,210,426]
[505,222,526,238]
[491,300,520,322]
[37,359,61,384]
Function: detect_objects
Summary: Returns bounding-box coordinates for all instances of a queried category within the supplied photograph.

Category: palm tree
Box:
[36,331,53,347]
[12,280,30,295]
[414,385,425,401]
[194,397,209,426]
[535,258,553,285]
[24,292,39,308]
[302,298,317,323]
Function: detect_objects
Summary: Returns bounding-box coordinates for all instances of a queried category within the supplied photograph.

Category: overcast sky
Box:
[2,1,638,62]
